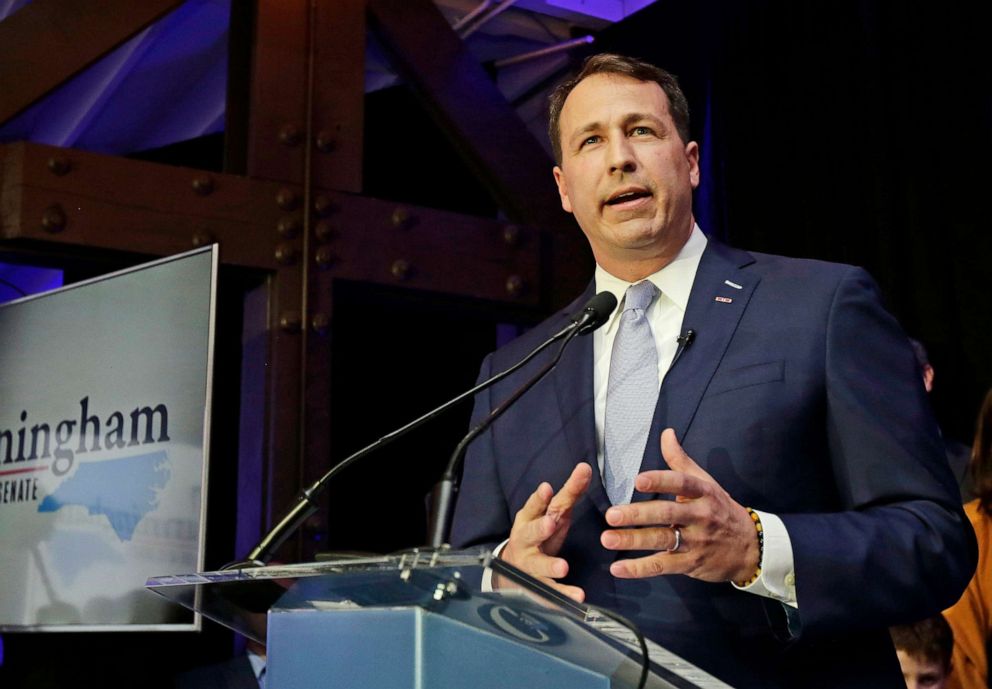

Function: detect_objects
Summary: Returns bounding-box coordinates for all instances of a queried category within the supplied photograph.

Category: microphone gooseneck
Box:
[226,292,618,568]
[427,292,617,548]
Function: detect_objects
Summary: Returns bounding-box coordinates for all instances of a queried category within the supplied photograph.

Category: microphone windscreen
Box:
[576,291,618,334]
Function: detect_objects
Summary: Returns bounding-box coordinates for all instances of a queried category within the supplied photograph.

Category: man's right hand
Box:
[498,462,592,602]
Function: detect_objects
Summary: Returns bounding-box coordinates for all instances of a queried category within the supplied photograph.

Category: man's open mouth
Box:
[605,189,651,206]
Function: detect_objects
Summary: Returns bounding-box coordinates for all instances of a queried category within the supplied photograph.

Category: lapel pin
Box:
[715,296,733,303]
[724,280,743,289]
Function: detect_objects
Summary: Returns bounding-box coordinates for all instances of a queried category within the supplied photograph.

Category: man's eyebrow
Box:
[621,112,667,128]
[569,122,603,142]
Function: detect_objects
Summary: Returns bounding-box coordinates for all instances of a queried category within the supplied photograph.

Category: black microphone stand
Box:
[223,304,605,569]
[426,326,582,548]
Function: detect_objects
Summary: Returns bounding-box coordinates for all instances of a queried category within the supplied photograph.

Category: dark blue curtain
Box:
[591,0,992,441]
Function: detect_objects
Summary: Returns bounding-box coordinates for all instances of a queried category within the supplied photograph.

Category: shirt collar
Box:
[246,649,267,680]
[594,223,708,333]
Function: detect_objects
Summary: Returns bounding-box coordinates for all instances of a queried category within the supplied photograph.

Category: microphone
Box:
[571,290,618,335]
[226,292,618,568]
[670,328,697,371]
[426,293,616,548]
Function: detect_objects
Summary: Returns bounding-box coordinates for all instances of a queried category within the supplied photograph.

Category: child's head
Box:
[890,616,954,689]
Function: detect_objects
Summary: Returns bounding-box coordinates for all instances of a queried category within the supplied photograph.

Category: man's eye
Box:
[630,126,653,136]
[581,135,601,147]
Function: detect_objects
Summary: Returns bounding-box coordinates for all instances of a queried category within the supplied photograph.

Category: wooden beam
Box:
[367,0,560,229]
[241,1,366,557]
[308,194,540,305]
[0,142,296,269]
[1,142,539,303]
[0,0,184,125]
[263,264,306,561]
[311,0,366,193]
[246,0,309,184]
[366,0,591,307]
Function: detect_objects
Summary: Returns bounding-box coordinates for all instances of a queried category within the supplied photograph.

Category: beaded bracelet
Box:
[735,507,764,587]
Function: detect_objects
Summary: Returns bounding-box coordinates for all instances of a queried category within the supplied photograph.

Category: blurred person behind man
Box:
[944,387,992,689]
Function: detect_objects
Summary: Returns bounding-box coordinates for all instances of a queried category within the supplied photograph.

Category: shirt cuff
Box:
[480,539,509,592]
[731,510,798,608]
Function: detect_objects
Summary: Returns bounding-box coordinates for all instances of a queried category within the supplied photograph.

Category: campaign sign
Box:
[0,247,217,630]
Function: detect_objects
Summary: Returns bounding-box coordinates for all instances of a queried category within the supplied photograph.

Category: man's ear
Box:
[685,141,701,189]
[553,165,573,213]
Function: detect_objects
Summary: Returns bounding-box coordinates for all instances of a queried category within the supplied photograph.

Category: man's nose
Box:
[608,136,637,174]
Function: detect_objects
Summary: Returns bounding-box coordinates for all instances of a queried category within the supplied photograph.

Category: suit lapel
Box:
[558,242,760,508]
[634,240,759,488]
[552,283,612,514]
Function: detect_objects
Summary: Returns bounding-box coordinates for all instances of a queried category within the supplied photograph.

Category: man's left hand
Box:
[601,428,760,583]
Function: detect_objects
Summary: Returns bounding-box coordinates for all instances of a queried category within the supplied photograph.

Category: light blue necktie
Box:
[604,281,660,505]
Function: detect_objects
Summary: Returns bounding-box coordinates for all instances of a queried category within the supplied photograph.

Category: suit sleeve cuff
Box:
[481,539,509,592]
[732,510,798,608]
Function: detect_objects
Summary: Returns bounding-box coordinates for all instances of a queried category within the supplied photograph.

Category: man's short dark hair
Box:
[547,53,691,164]
[890,616,954,670]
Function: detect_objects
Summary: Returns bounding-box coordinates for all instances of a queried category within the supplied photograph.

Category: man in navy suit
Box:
[450,54,976,688]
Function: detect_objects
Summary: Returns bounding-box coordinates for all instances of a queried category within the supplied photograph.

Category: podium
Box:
[147,548,732,688]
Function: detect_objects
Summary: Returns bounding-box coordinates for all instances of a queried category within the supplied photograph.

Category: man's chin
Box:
[607,224,669,250]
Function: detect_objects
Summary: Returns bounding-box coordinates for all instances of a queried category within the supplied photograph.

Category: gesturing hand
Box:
[601,429,760,583]
[499,462,592,602]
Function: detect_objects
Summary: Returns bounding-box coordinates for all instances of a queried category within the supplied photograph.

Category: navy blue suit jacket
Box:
[451,240,976,688]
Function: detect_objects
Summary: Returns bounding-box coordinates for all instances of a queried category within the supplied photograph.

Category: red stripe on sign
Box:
[0,464,50,477]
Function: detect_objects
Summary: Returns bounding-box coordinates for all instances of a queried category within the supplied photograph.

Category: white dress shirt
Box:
[247,650,266,687]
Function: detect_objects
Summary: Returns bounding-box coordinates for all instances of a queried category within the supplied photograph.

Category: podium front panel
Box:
[147,548,732,688]
[267,607,610,689]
